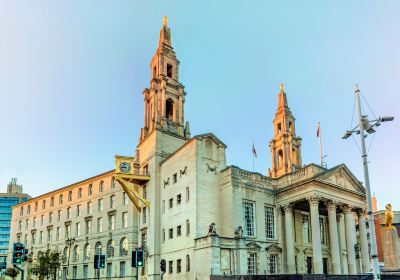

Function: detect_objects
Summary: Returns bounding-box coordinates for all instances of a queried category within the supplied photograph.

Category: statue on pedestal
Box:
[385,203,396,229]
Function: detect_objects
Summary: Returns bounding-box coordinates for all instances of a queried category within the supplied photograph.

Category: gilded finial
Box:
[163,16,168,26]
[280,83,284,92]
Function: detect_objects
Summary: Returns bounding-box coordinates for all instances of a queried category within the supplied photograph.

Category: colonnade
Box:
[280,195,370,275]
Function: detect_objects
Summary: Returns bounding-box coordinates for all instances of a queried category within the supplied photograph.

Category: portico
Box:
[276,167,371,275]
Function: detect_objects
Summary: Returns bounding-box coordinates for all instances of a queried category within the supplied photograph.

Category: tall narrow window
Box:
[186,219,190,236]
[95,242,102,255]
[167,64,173,78]
[84,243,90,260]
[165,99,174,121]
[247,253,257,275]
[99,181,104,192]
[122,212,128,228]
[78,188,82,199]
[186,255,190,272]
[110,195,115,209]
[269,254,277,274]
[302,214,311,244]
[120,238,128,256]
[320,217,326,245]
[186,187,190,202]
[123,192,128,205]
[68,191,72,202]
[88,184,93,196]
[264,206,275,239]
[107,240,115,258]
[59,194,63,205]
[277,150,283,169]
[243,201,255,237]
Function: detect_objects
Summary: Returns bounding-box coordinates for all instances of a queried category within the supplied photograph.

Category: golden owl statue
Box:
[385,203,396,229]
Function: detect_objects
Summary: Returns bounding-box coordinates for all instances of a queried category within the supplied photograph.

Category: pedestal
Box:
[383,227,400,269]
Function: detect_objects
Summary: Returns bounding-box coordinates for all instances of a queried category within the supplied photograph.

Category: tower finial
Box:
[163,16,168,26]
[280,83,284,92]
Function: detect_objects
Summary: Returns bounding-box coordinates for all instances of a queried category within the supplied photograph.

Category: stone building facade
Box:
[9,18,372,280]
[9,171,138,279]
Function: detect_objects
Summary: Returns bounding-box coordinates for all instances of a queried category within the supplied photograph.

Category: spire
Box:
[277,83,289,110]
[159,15,172,47]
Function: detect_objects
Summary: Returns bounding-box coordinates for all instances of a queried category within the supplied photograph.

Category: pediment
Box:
[317,164,365,194]
[246,241,262,250]
[266,243,282,253]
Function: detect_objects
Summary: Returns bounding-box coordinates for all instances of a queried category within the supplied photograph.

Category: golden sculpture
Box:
[385,203,396,229]
[163,15,168,26]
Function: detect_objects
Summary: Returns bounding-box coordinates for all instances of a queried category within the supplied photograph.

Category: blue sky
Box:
[1,1,399,210]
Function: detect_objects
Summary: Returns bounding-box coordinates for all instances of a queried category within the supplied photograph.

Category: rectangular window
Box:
[86,220,92,235]
[169,228,173,239]
[320,217,326,245]
[177,259,182,273]
[243,201,255,237]
[77,205,80,217]
[31,232,36,244]
[26,219,29,229]
[76,222,80,236]
[39,231,43,244]
[56,227,60,241]
[18,221,22,231]
[109,214,115,230]
[58,210,61,222]
[264,206,275,239]
[47,229,52,242]
[302,214,311,244]
[168,261,173,274]
[67,207,71,219]
[169,198,173,209]
[65,224,70,238]
[97,217,103,232]
[120,261,126,277]
[177,194,182,205]
[98,199,103,211]
[247,253,257,275]
[20,207,23,216]
[41,215,44,226]
[33,217,36,227]
[24,234,27,244]
[177,225,182,237]
[123,192,128,205]
[83,265,88,279]
[122,212,128,228]
[49,212,53,223]
[142,207,147,224]
[87,201,92,214]
[269,254,277,274]
[72,266,77,279]
[107,263,112,277]
[167,64,173,78]
[172,173,177,183]
[110,195,115,209]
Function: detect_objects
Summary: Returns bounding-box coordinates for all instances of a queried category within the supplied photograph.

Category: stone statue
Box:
[385,203,396,229]
[163,16,168,26]
[208,223,217,235]
[235,226,243,238]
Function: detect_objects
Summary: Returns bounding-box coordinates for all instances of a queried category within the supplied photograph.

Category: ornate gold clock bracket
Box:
[115,155,151,212]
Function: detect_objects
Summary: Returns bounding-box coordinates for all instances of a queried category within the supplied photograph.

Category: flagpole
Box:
[318,122,323,167]
[252,141,255,172]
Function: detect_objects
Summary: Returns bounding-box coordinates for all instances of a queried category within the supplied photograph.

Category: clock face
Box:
[119,162,131,174]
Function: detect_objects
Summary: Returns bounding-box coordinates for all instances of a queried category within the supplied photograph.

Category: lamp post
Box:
[342,84,394,279]
[65,238,75,280]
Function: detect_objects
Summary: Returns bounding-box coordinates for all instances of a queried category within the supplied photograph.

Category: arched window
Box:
[289,121,293,133]
[277,150,283,169]
[119,238,128,256]
[73,245,79,261]
[88,184,93,196]
[99,181,104,192]
[68,191,72,202]
[107,240,115,258]
[84,243,90,260]
[205,139,213,159]
[186,255,190,272]
[59,194,63,205]
[78,188,82,199]
[292,148,297,165]
[162,229,165,243]
[186,187,190,202]
[95,242,102,255]
[165,98,174,121]
[50,197,54,207]
[111,177,116,188]
[186,219,190,236]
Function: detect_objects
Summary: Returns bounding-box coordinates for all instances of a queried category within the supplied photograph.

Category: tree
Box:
[5,267,20,280]
[30,249,61,280]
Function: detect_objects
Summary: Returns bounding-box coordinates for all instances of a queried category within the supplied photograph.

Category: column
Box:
[326,201,341,274]
[337,213,348,274]
[357,210,370,273]
[308,195,323,274]
[277,208,287,273]
[343,205,357,274]
[283,204,296,274]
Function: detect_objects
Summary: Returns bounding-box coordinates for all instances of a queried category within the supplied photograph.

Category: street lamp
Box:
[65,238,75,280]
[342,84,394,280]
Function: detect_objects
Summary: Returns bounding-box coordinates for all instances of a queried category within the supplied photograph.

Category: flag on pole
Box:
[252,143,257,158]
[317,122,320,138]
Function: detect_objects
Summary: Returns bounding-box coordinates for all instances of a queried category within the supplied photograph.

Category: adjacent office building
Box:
[0,178,30,268]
